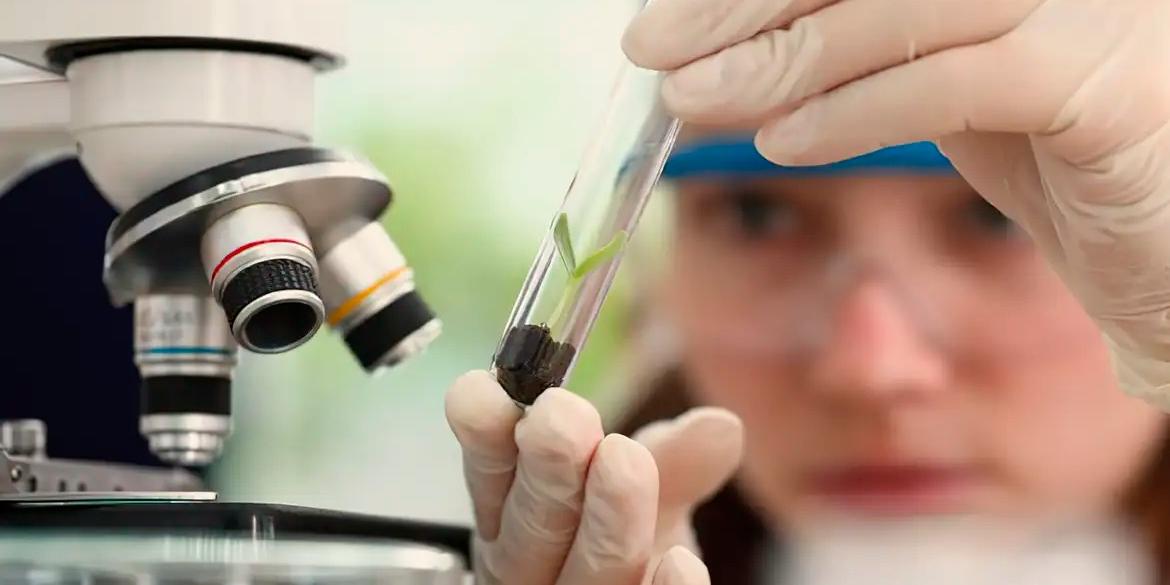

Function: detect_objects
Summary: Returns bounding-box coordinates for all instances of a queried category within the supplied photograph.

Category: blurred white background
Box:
[214,0,649,526]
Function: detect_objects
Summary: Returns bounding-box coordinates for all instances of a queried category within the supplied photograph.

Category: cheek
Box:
[965,291,1168,514]
[939,259,1169,514]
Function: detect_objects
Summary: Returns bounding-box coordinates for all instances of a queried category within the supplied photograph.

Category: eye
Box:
[726,189,797,239]
[964,198,1020,238]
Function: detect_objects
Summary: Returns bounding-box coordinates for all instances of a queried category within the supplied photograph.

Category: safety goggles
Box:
[655,138,1043,361]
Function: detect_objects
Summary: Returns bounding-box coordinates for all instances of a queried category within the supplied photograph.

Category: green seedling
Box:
[548,212,629,331]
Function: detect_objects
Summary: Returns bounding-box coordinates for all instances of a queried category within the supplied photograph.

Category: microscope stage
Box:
[0,502,471,584]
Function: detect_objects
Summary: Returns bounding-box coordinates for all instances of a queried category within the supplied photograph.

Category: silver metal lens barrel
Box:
[134,295,237,467]
[139,414,231,468]
[319,222,441,370]
[135,295,237,378]
[200,203,326,354]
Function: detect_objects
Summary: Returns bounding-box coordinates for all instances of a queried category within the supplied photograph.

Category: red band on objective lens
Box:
[210,239,312,283]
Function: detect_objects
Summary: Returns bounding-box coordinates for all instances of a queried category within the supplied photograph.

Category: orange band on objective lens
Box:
[327,267,409,326]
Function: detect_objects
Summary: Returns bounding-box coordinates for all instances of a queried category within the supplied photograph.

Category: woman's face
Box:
[665,173,1166,530]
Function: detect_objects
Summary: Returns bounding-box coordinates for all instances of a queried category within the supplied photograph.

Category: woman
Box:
[617,133,1170,583]
[446,0,1170,583]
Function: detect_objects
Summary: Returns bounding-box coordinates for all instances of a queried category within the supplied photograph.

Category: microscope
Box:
[0,1,469,582]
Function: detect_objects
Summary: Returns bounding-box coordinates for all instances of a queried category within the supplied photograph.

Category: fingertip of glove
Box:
[660,53,739,120]
[580,435,660,555]
[530,387,602,426]
[621,12,664,70]
[636,407,744,452]
[683,407,746,469]
[621,0,698,71]
[677,406,743,432]
[634,407,744,509]
[630,418,671,448]
[592,434,660,494]
[516,388,604,463]
[620,24,649,67]
[655,546,710,585]
[445,370,522,444]
[756,104,832,167]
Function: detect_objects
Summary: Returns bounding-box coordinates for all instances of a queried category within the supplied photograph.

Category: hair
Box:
[614,367,1170,585]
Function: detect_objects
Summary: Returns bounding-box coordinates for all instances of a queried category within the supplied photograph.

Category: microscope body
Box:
[0,0,440,467]
[0,2,470,581]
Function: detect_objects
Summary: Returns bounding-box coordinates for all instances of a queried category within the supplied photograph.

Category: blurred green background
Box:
[213,0,660,525]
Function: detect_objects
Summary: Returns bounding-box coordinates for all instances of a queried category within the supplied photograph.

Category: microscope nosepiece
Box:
[135,294,237,467]
[202,203,326,354]
[319,223,440,370]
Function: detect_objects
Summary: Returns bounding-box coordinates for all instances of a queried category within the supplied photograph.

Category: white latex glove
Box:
[623,0,1170,408]
[445,370,743,584]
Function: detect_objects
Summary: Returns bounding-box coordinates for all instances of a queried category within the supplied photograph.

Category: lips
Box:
[808,464,979,515]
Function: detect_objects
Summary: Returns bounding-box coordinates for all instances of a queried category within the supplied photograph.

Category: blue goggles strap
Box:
[662,136,956,179]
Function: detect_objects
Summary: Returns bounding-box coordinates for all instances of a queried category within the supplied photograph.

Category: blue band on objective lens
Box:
[662,137,956,179]
[137,347,234,356]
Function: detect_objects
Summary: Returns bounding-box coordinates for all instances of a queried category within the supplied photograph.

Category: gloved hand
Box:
[445,370,743,584]
[622,0,1170,408]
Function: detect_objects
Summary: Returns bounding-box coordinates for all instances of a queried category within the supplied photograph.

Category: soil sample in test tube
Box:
[494,324,576,405]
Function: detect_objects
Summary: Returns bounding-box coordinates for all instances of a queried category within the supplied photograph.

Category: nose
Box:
[806,275,950,406]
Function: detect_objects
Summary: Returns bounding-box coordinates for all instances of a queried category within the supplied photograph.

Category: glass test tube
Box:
[491,47,682,405]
